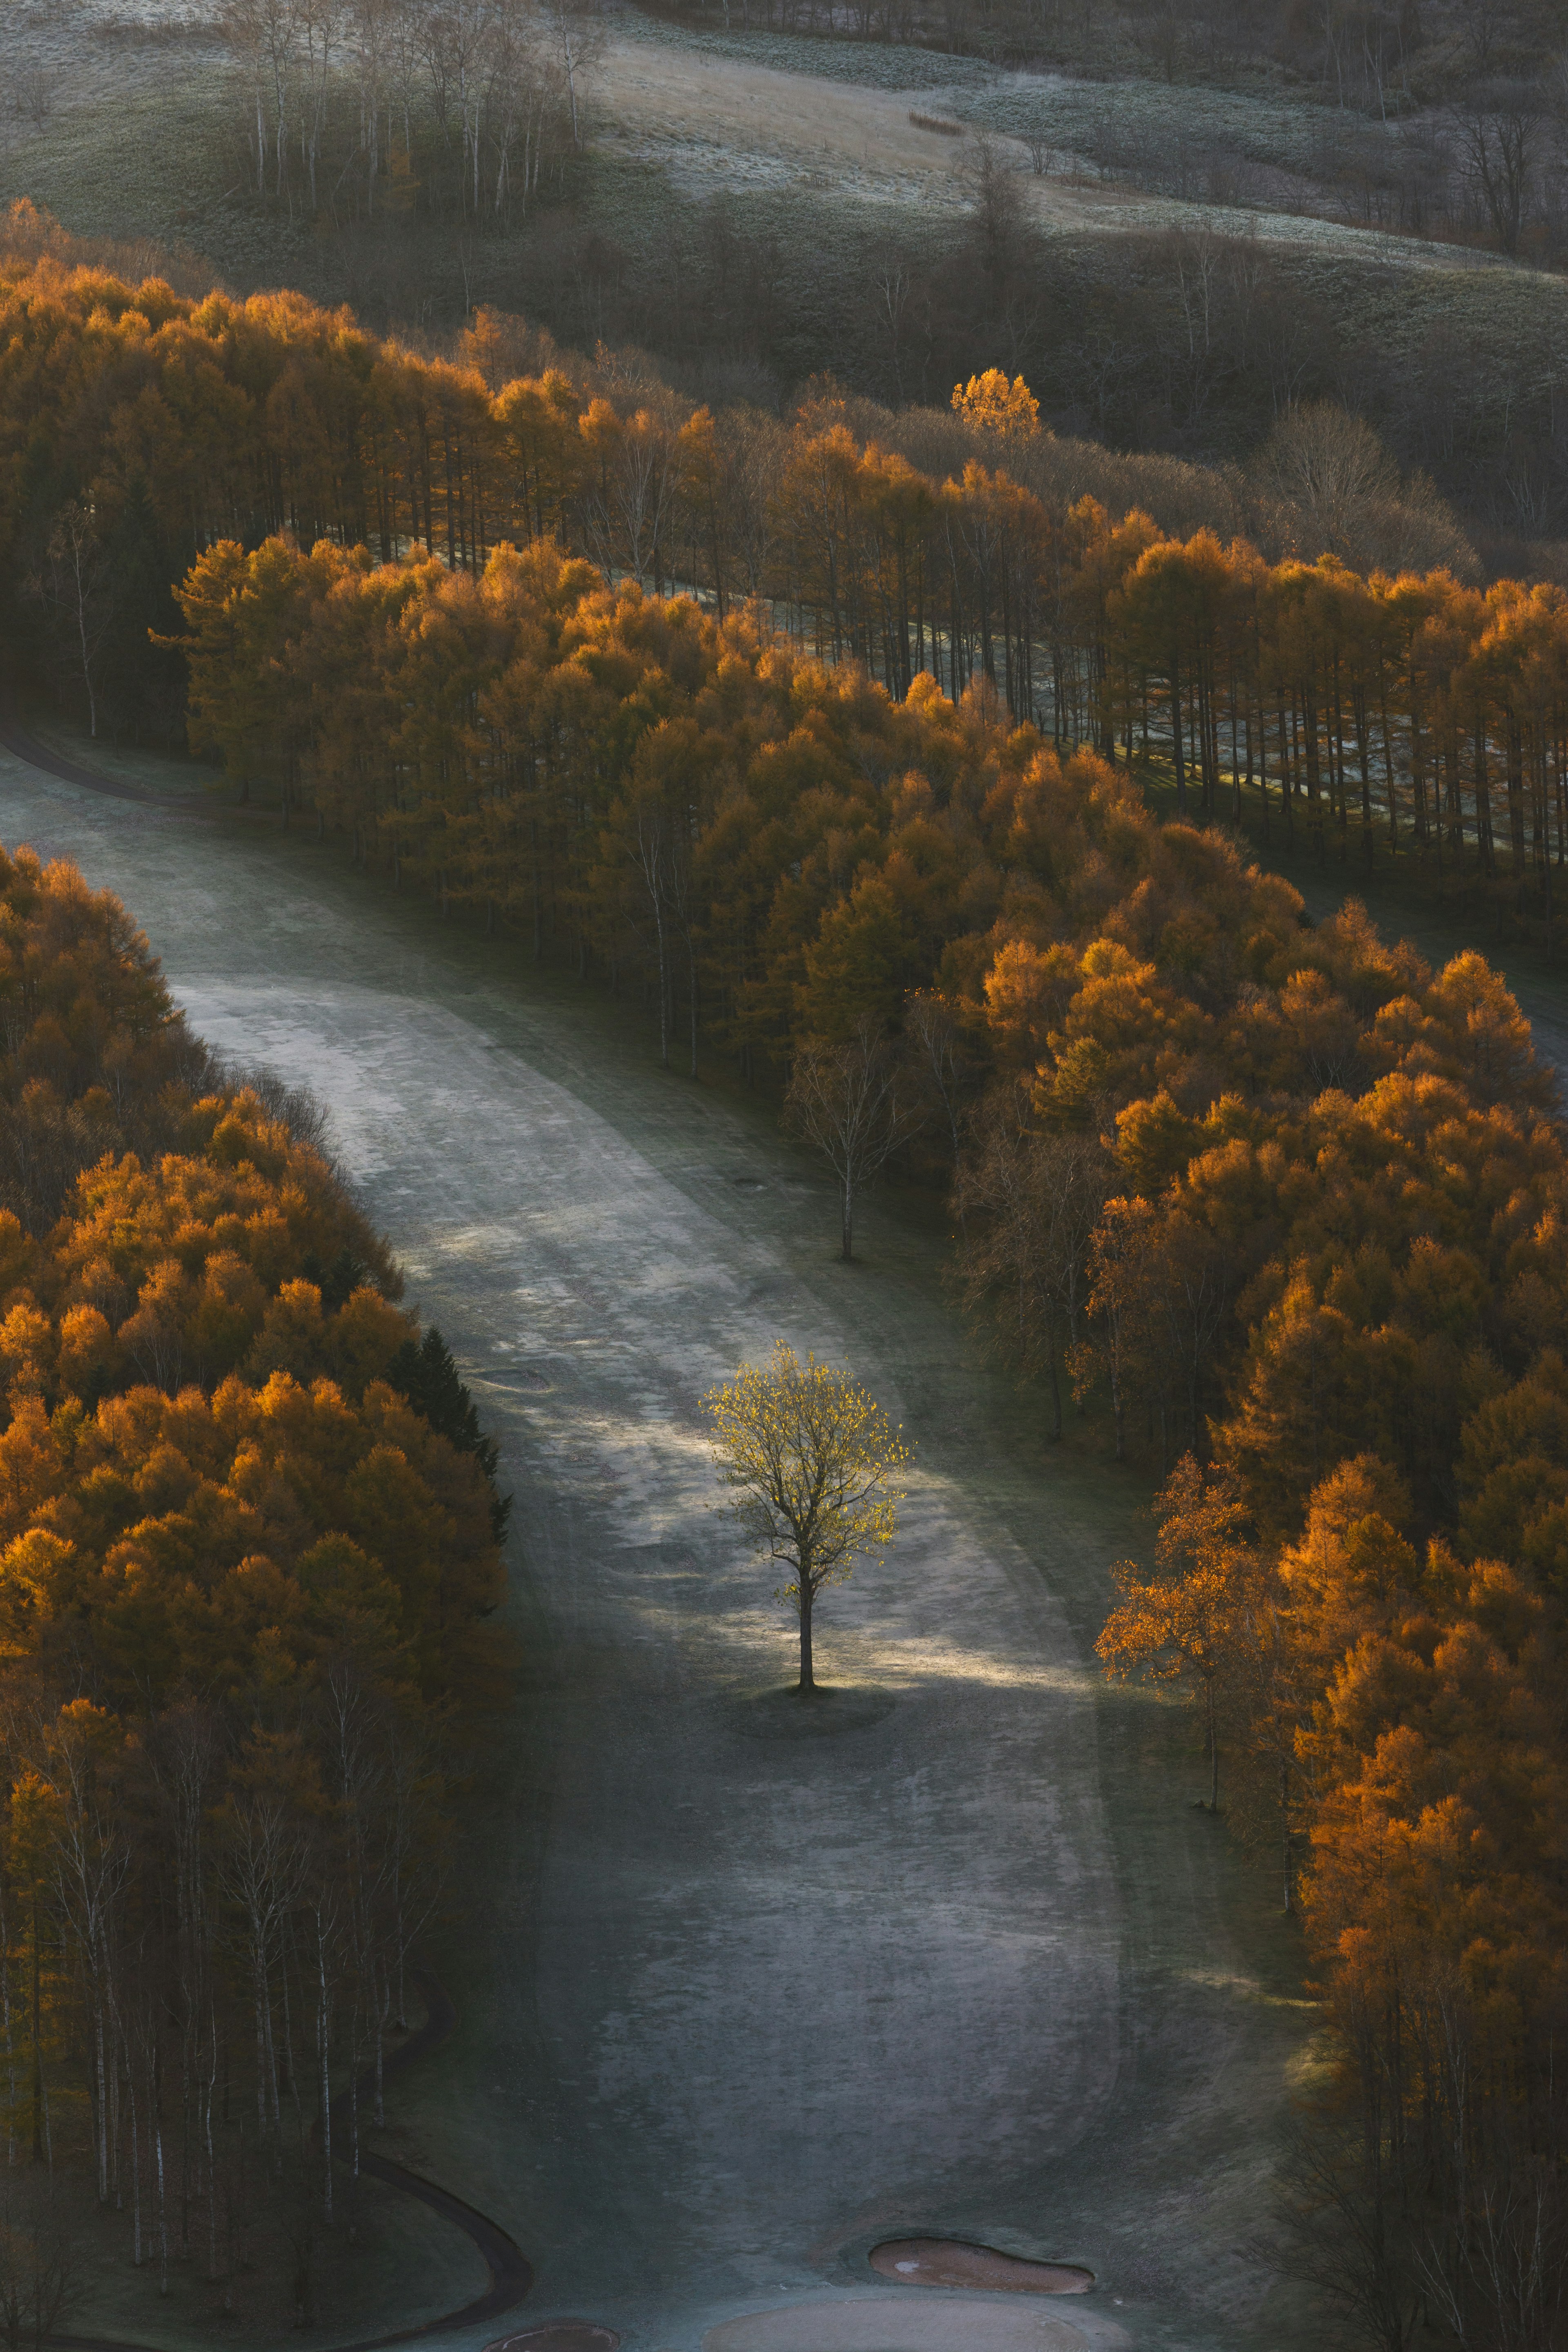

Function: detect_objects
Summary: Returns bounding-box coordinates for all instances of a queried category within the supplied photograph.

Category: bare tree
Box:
[630,798,672,1069]
[1418,2165,1568,2352]
[1270,2117,1421,2352]
[214,1763,314,2147]
[784,1021,925,1263]
[902,988,982,1185]
[11,67,62,130]
[1253,400,1399,557]
[871,246,915,403]
[1453,86,1537,257]
[614,411,679,589]
[962,135,1028,294]
[222,0,298,198]
[296,0,343,211]
[539,0,603,149]
[29,503,115,739]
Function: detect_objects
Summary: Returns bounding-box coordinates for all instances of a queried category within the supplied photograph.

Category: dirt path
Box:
[326,1973,535,2352]
[0,724,1316,2352]
[52,1972,533,2352]
[0,708,183,809]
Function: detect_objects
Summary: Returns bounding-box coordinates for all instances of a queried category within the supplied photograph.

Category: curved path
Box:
[0,723,1319,2352]
[53,1971,533,2352]
[0,709,198,810]
[325,1972,534,2352]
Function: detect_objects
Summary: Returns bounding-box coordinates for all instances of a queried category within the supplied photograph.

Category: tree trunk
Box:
[1171,657,1187,816]
[1280,1756,1292,1915]
[798,1583,815,1693]
[688,938,699,1079]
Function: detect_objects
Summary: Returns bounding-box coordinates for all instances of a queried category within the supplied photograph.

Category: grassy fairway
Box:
[0,728,1324,2352]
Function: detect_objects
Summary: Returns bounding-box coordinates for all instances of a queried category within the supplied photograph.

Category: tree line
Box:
[948,756,1568,2338]
[14,233,1555,944]
[935,737,1568,2340]
[0,217,1484,747]
[0,849,510,2335]
[219,0,595,229]
[1097,1409,1568,2348]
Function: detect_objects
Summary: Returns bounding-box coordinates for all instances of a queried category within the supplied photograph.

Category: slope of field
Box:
[597,9,1506,273]
[0,723,1319,2351]
[2,2,1546,305]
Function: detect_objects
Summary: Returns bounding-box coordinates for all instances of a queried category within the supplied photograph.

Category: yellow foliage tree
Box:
[702,1342,907,1693]
[951,369,1040,441]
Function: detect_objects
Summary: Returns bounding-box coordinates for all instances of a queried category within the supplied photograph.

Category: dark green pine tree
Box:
[388,1326,512,1544]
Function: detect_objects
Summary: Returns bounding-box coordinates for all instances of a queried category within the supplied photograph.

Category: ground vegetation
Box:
[623,0,1568,281]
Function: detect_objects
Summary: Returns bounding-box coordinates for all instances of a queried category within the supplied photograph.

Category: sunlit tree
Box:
[702,1343,907,1694]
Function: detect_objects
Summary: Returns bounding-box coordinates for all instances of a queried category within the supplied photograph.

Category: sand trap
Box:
[486,2326,622,2352]
[703,2298,1087,2352]
[871,2241,1093,2293]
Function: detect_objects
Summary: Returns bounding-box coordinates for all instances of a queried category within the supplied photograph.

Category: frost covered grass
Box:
[0,64,287,278]
[1,0,1539,317]
[608,0,1326,170]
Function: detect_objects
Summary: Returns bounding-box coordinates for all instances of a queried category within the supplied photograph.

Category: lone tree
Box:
[784,1020,924,1263]
[703,1342,908,1694]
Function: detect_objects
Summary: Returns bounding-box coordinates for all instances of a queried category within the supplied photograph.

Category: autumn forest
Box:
[4,151,1568,2350]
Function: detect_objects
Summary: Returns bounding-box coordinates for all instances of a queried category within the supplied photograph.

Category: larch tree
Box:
[702,1342,907,1695]
[951,366,1040,441]
[1097,1453,1260,1811]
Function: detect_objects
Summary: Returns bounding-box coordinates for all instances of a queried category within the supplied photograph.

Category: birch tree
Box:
[539,0,602,149]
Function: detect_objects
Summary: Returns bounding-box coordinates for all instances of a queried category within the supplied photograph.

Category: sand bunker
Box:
[703,2297,1087,2352]
[486,2326,622,2352]
[871,2241,1093,2293]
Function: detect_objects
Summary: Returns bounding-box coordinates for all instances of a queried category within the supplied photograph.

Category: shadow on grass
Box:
[727,1682,900,1738]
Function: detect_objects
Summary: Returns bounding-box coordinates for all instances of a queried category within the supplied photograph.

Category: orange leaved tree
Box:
[1097,1454,1261,1811]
